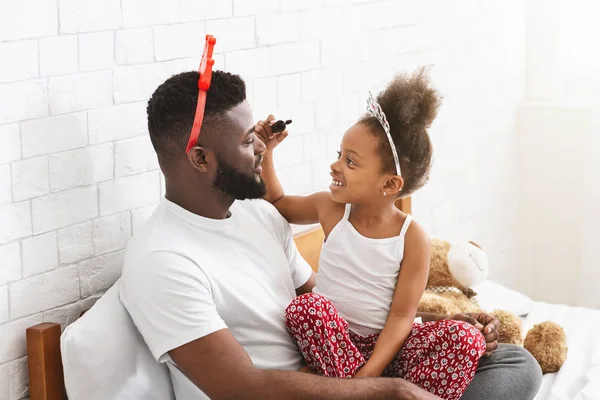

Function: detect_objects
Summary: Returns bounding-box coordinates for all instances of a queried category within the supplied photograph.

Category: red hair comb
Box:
[186,34,217,154]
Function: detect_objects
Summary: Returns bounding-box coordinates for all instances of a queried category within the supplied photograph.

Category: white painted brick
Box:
[154,22,206,62]
[21,112,88,158]
[281,0,322,11]
[302,68,344,102]
[0,363,7,399]
[31,186,98,234]
[112,63,168,104]
[278,164,313,195]
[0,79,48,124]
[9,356,28,399]
[315,99,339,130]
[359,26,426,61]
[234,0,278,16]
[225,47,271,80]
[0,0,57,41]
[10,265,80,319]
[58,222,93,264]
[48,71,113,115]
[0,40,39,83]
[0,242,21,286]
[98,172,159,216]
[327,124,346,154]
[21,232,58,277]
[0,202,32,245]
[11,156,49,202]
[59,0,122,33]
[79,31,115,72]
[0,314,43,364]
[88,102,147,144]
[121,0,179,28]
[0,286,8,324]
[256,12,302,45]
[49,144,114,192]
[323,0,372,5]
[115,136,159,177]
[278,74,302,107]
[342,63,373,95]
[311,158,333,191]
[303,131,328,162]
[337,95,361,126]
[93,213,132,256]
[115,28,154,65]
[301,7,361,40]
[39,36,78,77]
[368,58,396,88]
[131,205,157,233]
[0,165,10,205]
[359,1,418,30]
[270,41,320,75]
[180,0,233,21]
[321,37,361,67]
[206,18,255,54]
[273,136,304,170]
[252,77,278,123]
[79,250,125,297]
[0,124,21,164]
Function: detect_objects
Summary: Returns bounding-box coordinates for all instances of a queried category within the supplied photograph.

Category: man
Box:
[120,70,542,399]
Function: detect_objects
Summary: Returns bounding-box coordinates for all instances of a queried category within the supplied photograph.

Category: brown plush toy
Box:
[418,239,568,374]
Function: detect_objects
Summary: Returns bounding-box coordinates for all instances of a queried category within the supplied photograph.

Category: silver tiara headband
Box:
[366,91,401,176]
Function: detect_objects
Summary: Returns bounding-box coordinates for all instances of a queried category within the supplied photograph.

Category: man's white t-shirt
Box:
[119,198,313,399]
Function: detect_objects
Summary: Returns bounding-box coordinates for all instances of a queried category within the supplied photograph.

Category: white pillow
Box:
[61,280,175,400]
[473,280,534,317]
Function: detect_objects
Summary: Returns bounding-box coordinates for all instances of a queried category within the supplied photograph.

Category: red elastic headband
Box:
[185,34,217,154]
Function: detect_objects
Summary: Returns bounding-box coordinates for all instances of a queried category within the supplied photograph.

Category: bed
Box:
[24,197,600,400]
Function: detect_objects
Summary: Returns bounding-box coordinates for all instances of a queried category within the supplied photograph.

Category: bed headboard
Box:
[25,197,412,399]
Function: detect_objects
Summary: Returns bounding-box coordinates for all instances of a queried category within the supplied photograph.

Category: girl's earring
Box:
[383,192,387,197]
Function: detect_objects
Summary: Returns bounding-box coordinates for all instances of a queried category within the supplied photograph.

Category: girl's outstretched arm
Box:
[256,115,334,225]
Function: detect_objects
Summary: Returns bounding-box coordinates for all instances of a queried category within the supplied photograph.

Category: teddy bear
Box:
[418,239,568,374]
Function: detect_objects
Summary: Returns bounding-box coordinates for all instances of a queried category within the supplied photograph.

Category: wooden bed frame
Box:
[25,198,411,399]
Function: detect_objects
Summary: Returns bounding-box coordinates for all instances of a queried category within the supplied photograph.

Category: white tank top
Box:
[313,204,413,336]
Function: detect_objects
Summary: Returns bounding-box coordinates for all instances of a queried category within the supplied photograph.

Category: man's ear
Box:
[383,176,404,196]
[187,146,215,173]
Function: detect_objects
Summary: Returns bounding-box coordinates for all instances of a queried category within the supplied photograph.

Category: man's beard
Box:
[212,155,266,200]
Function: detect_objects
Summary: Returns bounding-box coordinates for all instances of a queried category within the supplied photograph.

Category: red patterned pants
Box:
[285,293,486,400]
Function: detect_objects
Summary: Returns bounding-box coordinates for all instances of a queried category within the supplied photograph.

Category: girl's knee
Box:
[285,293,336,326]
[445,321,486,358]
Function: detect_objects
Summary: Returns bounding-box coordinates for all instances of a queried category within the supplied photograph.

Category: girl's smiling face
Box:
[329,122,399,204]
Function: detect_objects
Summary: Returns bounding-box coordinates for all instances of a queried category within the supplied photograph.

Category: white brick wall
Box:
[21,232,59,277]
[21,113,88,158]
[0,1,528,398]
[39,36,79,77]
[0,41,39,83]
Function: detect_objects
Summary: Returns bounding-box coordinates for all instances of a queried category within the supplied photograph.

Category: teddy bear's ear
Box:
[468,241,482,249]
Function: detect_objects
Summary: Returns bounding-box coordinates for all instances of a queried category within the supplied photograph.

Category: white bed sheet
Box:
[522,301,600,400]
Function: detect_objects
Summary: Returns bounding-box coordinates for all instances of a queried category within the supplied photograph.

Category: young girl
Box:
[255,69,486,400]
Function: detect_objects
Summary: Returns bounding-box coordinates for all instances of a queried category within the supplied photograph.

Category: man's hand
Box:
[254,114,289,152]
[449,312,500,357]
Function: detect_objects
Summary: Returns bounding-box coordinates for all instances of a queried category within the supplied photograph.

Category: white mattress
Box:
[522,301,600,400]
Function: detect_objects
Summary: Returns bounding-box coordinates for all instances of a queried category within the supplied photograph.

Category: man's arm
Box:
[170,328,440,400]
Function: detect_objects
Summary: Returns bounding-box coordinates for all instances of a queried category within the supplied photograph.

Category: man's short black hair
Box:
[147,70,247,159]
